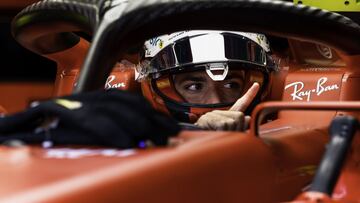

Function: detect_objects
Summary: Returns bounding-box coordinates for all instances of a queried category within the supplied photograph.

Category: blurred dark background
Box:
[0,22,56,82]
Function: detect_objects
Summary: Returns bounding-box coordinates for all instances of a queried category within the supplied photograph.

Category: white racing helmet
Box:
[138,30,276,122]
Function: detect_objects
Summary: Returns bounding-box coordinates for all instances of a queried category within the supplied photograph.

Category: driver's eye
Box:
[185,83,203,91]
[223,82,241,89]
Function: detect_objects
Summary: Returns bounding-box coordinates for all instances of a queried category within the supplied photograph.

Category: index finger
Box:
[229,82,260,112]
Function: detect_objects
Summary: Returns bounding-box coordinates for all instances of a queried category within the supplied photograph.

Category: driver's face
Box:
[173,70,245,104]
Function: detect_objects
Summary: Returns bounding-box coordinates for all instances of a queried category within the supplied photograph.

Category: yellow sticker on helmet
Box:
[293,0,360,12]
[156,79,171,89]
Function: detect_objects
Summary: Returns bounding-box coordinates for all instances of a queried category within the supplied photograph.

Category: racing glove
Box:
[195,83,259,131]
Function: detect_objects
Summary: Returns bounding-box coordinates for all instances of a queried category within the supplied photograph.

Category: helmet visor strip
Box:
[143,33,268,77]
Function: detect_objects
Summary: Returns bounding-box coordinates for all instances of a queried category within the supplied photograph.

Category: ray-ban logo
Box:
[285,77,339,101]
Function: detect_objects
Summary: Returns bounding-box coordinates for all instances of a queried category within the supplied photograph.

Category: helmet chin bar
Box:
[205,63,229,81]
